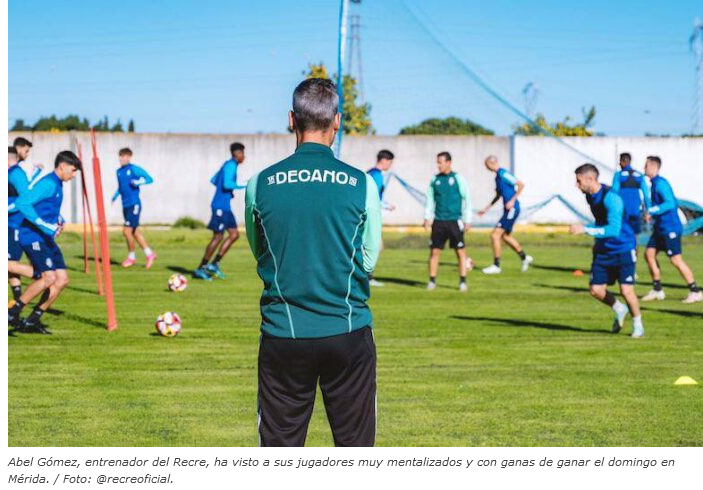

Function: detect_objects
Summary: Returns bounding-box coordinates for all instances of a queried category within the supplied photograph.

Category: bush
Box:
[173,216,206,229]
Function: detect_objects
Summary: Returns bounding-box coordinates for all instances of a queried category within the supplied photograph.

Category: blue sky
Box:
[8,0,702,136]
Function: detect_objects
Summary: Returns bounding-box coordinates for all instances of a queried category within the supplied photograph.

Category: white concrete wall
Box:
[8,132,702,226]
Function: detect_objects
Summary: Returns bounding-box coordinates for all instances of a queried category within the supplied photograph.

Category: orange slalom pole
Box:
[77,141,104,295]
[81,179,89,273]
[90,129,117,330]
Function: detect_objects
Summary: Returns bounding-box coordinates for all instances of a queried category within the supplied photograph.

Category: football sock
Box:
[11,285,22,301]
[37,289,51,308]
[633,315,643,328]
[212,254,223,265]
[429,276,436,284]
[459,276,466,284]
[494,257,501,267]
[9,300,25,316]
[518,250,526,260]
[611,299,627,314]
[689,282,700,293]
[143,247,153,257]
[199,258,208,268]
[26,307,45,324]
[368,273,374,280]
[127,251,136,260]
[653,280,662,291]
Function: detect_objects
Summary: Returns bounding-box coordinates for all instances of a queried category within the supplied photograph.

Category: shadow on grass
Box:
[44,308,106,329]
[373,276,455,290]
[74,255,120,266]
[642,307,703,319]
[533,283,586,294]
[166,265,193,275]
[409,260,468,268]
[67,285,100,296]
[532,264,591,274]
[450,315,609,334]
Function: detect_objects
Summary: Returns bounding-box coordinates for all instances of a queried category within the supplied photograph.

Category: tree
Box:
[399,116,494,135]
[10,114,136,132]
[10,119,32,131]
[128,119,135,132]
[513,106,597,137]
[301,63,373,135]
[111,119,124,132]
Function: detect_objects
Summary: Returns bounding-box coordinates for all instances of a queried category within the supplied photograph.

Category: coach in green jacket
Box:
[245,78,382,447]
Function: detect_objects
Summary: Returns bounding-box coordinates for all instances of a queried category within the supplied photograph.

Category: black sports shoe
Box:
[19,319,52,335]
[8,311,22,328]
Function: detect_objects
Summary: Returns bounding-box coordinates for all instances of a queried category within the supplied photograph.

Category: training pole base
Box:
[106,322,118,332]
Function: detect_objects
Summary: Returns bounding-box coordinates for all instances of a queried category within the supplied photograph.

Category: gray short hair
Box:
[292,78,339,132]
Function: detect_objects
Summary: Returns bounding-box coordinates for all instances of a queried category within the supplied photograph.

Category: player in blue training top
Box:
[641,156,701,304]
[8,142,40,303]
[193,142,247,280]
[111,148,157,269]
[366,149,395,287]
[611,152,650,241]
[8,151,82,334]
[570,163,644,338]
[478,155,533,274]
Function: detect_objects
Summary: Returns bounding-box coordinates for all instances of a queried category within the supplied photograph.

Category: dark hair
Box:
[646,155,662,168]
[619,152,631,164]
[292,78,339,132]
[13,137,32,148]
[575,163,599,177]
[230,142,245,154]
[8,146,17,155]
[377,149,394,161]
[118,147,133,156]
[55,150,82,170]
[437,151,452,161]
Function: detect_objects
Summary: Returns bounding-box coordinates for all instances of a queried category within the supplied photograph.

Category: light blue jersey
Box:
[210,159,246,211]
[112,163,153,208]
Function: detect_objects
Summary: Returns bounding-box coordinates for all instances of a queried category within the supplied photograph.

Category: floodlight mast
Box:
[334,0,351,158]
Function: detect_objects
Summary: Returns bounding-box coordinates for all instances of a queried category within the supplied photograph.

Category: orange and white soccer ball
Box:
[155,312,182,337]
[465,257,474,271]
[168,274,188,292]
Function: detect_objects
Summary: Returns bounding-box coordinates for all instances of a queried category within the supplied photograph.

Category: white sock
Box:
[127,251,136,260]
[633,315,643,327]
[143,247,153,256]
[612,300,627,315]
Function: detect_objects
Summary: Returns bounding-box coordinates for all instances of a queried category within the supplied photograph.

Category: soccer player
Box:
[8,142,41,302]
[111,148,156,269]
[366,149,395,287]
[478,155,533,274]
[611,152,650,243]
[245,78,381,446]
[423,151,471,292]
[193,142,247,280]
[569,163,644,338]
[8,151,82,334]
[640,156,701,304]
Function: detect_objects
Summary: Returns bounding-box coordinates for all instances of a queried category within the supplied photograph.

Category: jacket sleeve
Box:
[362,173,382,273]
[456,173,472,224]
[131,165,154,186]
[639,177,652,211]
[584,192,623,239]
[222,162,247,191]
[611,172,621,192]
[647,180,676,216]
[423,178,436,220]
[244,174,260,257]
[14,178,59,236]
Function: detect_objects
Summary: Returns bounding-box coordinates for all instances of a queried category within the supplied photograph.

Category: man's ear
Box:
[288,111,296,132]
[333,112,341,132]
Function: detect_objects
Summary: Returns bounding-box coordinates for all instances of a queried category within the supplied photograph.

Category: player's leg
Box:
[21,269,69,334]
[450,221,468,291]
[619,284,644,337]
[427,221,446,290]
[669,254,702,303]
[319,327,376,447]
[206,227,239,279]
[502,233,533,272]
[642,244,665,301]
[617,253,643,337]
[590,256,629,333]
[455,248,468,292]
[133,228,156,269]
[428,248,441,290]
[8,271,54,328]
[8,230,32,301]
[258,335,317,447]
[121,226,137,267]
[482,227,503,274]
[194,232,223,280]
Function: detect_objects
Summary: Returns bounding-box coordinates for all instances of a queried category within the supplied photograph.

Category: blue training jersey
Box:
[611,165,650,218]
[585,185,635,254]
[12,172,64,243]
[495,168,520,210]
[366,167,385,200]
[112,163,153,208]
[648,175,682,234]
[8,164,32,229]
[210,159,246,211]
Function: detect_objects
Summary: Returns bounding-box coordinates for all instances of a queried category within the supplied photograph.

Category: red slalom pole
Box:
[77,141,104,295]
[90,129,118,331]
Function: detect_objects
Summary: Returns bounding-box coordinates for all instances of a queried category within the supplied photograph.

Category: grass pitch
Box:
[7,230,703,446]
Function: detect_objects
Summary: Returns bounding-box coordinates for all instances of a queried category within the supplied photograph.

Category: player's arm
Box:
[584,193,623,238]
[423,178,436,229]
[611,172,621,193]
[639,177,652,211]
[13,179,59,236]
[244,175,260,257]
[111,170,121,203]
[647,180,676,216]
[222,162,247,191]
[456,174,472,228]
[362,173,382,273]
[478,192,500,216]
[8,170,30,214]
[130,166,154,186]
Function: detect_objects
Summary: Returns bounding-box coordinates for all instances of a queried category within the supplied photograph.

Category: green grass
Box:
[8,230,703,446]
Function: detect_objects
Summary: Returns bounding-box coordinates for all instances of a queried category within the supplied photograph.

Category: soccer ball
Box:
[155,312,182,337]
[168,274,188,292]
[465,257,474,271]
